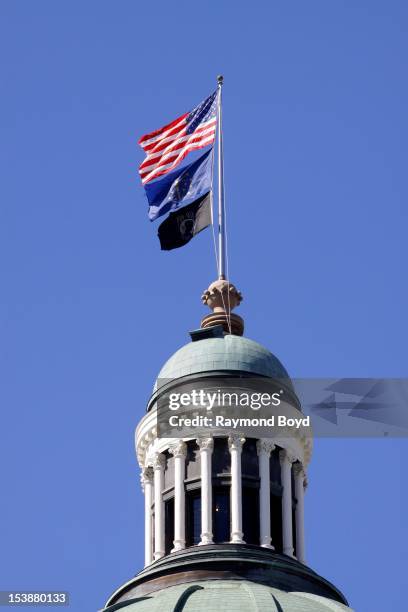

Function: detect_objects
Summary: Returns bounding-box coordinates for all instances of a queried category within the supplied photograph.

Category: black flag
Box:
[157,192,212,250]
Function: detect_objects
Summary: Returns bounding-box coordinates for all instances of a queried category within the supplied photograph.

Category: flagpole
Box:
[217,75,226,280]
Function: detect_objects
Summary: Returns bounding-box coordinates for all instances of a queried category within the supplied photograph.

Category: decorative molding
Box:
[136,406,313,469]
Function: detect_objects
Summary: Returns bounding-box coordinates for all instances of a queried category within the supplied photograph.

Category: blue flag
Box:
[144,149,213,221]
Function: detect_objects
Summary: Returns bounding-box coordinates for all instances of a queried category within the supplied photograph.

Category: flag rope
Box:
[210,135,220,277]
[210,190,220,273]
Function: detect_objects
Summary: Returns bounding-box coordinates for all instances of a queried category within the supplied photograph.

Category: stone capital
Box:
[168,441,187,458]
[196,437,214,452]
[293,462,305,479]
[256,439,276,456]
[141,466,153,482]
[140,466,154,491]
[228,435,245,452]
[279,449,297,466]
[152,452,166,471]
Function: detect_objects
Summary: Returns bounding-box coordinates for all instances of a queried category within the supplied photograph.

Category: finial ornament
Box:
[201,278,244,335]
[217,75,224,85]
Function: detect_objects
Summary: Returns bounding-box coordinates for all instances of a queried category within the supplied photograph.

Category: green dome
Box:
[157,335,290,381]
[104,580,352,611]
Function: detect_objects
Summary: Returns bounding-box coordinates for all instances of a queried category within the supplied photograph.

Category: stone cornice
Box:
[136,408,313,469]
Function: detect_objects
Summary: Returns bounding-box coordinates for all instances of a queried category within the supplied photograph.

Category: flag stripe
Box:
[141,122,187,152]
[140,122,217,170]
[142,116,216,157]
[141,136,215,184]
[138,114,187,148]
[140,133,215,180]
[141,138,214,185]
[138,91,218,184]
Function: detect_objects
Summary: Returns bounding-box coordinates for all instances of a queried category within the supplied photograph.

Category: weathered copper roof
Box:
[157,335,290,380]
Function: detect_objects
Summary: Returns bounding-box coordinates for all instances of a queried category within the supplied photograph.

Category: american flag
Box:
[138,91,218,185]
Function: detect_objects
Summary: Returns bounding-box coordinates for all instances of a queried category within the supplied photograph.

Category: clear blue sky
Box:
[1,2,407,611]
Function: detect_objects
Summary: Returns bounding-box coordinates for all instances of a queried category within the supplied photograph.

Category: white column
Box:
[153,452,165,560]
[294,462,306,563]
[228,435,245,543]
[169,441,187,551]
[256,440,275,548]
[197,437,214,545]
[279,449,295,557]
[141,466,154,566]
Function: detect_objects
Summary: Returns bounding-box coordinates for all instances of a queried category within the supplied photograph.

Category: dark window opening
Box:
[292,505,297,558]
[241,439,259,477]
[270,447,282,485]
[164,498,174,554]
[186,491,201,546]
[152,513,155,555]
[271,494,283,553]
[213,488,230,543]
[212,438,230,475]
[242,486,259,544]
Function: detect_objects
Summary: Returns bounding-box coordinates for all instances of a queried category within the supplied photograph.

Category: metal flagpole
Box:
[217,75,226,280]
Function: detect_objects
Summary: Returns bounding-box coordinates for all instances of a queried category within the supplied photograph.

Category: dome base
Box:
[104,544,349,610]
